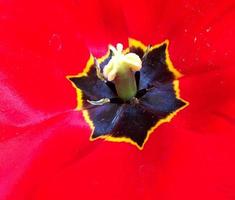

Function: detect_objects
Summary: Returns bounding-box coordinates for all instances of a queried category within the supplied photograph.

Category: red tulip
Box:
[1,0,235,200]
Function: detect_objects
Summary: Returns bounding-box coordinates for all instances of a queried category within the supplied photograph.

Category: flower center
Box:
[103,43,142,101]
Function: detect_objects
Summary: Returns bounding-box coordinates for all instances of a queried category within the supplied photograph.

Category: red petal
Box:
[1,0,235,199]
[121,0,235,74]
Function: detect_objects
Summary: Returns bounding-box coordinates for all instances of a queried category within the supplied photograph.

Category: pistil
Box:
[103,43,142,101]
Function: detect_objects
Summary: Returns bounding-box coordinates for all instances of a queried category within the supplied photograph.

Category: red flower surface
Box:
[1,0,235,200]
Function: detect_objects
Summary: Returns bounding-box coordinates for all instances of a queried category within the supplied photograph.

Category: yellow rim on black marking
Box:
[67,38,189,150]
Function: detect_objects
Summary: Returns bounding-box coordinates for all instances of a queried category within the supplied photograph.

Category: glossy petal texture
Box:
[140,82,186,114]
[69,63,116,101]
[1,0,235,200]
[139,42,175,89]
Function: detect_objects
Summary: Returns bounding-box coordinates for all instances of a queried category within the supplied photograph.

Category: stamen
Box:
[142,45,152,59]
[116,43,123,53]
[94,57,106,82]
[87,98,110,106]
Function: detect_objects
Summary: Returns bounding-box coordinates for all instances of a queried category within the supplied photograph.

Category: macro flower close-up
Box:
[1,0,235,200]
